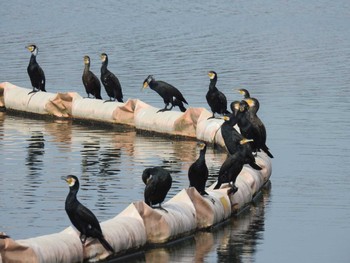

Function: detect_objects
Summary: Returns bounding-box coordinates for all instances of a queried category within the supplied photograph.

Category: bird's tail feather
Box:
[99,236,115,253]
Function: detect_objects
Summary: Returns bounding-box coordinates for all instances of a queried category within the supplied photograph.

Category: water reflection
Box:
[111,183,271,263]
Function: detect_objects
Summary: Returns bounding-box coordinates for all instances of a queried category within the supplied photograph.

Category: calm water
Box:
[1,0,350,262]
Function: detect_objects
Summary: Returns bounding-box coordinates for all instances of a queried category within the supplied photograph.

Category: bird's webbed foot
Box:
[227,185,238,195]
[103,99,114,103]
[28,89,38,95]
[154,204,168,213]
[157,108,171,113]
[207,114,216,120]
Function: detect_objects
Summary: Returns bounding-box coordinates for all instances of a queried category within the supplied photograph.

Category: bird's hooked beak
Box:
[240,138,254,145]
[208,71,215,80]
[141,81,149,91]
[100,53,106,62]
[61,176,75,187]
[236,89,245,95]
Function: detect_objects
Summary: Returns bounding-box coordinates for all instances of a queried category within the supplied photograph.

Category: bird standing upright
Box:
[142,166,172,212]
[214,138,254,194]
[82,55,102,99]
[100,53,123,102]
[62,175,114,253]
[206,71,230,119]
[26,44,46,94]
[142,75,188,112]
[188,142,209,196]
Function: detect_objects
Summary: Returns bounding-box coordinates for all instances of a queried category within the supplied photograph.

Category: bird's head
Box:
[236,88,250,98]
[141,168,153,185]
[62,175,79,188]
[208,71,217,80]
[83,55,90,65]
[239,100,249,112]
[230,100,240,114]
[142,75,154,90]
[26,44,38,56]
[100,53,108,63]
[198,141,207,151]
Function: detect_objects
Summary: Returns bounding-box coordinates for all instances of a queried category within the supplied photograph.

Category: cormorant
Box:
[206,71,230,119]
[245,98,274,158]
[220,115,262,170]
[237,100,273,158]
[100,53,123,102]
[237,88,251,99]
[82,56,102,99]
[142,75,188,112]
[214,138,253,194]
[26,44,46,94]
[142,166,172,212]
[230,100,240,116]
[62,175,114,253]
[188,142,209,196]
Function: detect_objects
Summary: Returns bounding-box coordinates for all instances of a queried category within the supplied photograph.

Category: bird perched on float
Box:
[26,44,46,94]
[142,166,172,212]
[188,142,209,196]
[230,100,240,116]
[236,100,273,158]
[214,138,254,194]
[142,75,188,112]
[220,114,262,170]
[100,53,123,102]
[62,175,114,253]
[206,71,230,119]
[82,55,102,99]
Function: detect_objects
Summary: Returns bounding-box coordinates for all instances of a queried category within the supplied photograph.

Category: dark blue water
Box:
[1,0,350,262]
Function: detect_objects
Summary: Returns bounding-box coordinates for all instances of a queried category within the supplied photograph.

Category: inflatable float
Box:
[0,82,272,262]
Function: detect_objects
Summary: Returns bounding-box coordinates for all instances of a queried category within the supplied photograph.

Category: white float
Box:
[0,82,272,262]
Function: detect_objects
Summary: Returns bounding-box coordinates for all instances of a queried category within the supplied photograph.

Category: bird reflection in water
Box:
[117,183,271,263]
[26,131,45,176]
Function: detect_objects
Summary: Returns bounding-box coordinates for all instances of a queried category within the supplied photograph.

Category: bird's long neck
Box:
[101,60,108,74]
[199,147,207,162]
[65,188,79,208]
[209,77,217,90]
[30,54,37,64]
[84,63,90,73]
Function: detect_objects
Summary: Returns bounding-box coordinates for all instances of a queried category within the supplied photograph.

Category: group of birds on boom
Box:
[22,44,273,255]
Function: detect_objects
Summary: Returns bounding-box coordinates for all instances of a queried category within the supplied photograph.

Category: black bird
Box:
[237,100,273,158]
[245,98,273,158]
[142,75,188,112]
[82,56,102,99]
[230,100,240,116]
[142,166,172,212]
[214,138,253,194]
[26,44,46,94]
[62,175,114,253]
[237,88,251,99]
[220,115,262,170]
[188,142,209,196]
[100,53,123,103]
[206,71,230,119]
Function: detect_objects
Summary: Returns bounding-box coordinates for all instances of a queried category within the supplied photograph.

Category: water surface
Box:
[1,0,350,262]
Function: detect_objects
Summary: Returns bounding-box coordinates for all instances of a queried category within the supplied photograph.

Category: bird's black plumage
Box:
[26,44,46,94]
[206,71,230,119]
[100,53,123,102]
[82,56,102,99]
[142,166,172,211]
[220,115,262,170]
[214,138,253,194]
[62,175,114,253]
[245,98,273,158]
[237,100,273,158]
[142,75,188,112]
[188,142,209,195]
